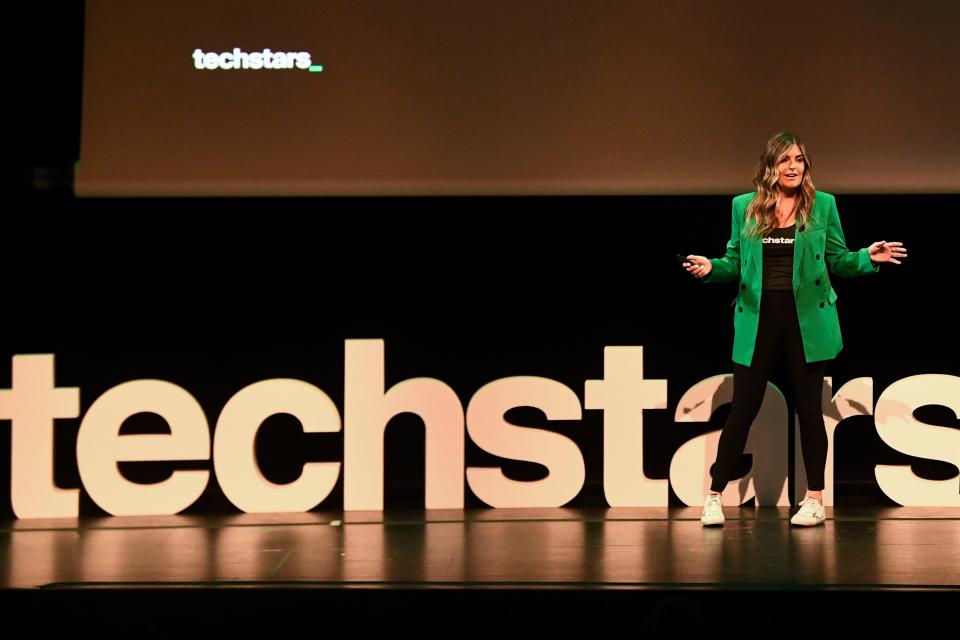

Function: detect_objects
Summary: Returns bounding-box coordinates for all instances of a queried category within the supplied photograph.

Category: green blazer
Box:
[703,190,879,366]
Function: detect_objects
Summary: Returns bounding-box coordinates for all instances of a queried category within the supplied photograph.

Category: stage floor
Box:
[2,507,957,637]
[3,506,957,590]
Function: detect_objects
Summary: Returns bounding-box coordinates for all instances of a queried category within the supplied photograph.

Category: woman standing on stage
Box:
[682,131,907,527]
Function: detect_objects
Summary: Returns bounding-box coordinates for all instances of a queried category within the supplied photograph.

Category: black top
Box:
[762,222,795,290]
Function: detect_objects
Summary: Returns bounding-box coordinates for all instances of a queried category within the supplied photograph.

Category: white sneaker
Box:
[701,493,724,526]
[790,496,826,526]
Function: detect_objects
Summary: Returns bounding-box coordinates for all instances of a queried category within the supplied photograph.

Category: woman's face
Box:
[776,144,805,193]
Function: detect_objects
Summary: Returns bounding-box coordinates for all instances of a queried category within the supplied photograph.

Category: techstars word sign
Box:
[1,341,957,519]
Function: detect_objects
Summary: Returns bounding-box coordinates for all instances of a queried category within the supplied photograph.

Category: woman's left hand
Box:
[868,240,908,265]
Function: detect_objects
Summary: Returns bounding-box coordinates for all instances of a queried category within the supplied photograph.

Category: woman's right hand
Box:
[683,255,712,278]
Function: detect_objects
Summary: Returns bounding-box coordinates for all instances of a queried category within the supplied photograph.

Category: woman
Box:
[683,131,907,527]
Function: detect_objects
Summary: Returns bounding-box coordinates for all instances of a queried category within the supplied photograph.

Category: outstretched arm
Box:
[701,197,742,284]
[825,195,881,278]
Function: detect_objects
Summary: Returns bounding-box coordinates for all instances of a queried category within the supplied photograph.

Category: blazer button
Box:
[740,283,746,290]
[819,302,825,308]
[738,306,743,312]
[799,224,805,231]
[815,253,821,260]
[815,279,821,285]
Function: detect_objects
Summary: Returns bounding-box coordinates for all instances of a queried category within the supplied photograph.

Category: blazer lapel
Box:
[794,222,807,296]
[745,217,761,277]
[751,236,761,276]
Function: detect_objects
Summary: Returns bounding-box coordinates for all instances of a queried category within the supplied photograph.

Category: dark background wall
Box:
[3,3,956,518]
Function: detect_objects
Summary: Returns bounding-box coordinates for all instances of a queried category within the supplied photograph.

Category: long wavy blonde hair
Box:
[745,132,817,239]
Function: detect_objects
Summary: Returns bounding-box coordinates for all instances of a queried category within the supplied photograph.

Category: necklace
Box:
[776,200,797,227]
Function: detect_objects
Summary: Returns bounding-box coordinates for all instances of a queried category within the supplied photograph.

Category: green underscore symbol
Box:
[308,65,324,72]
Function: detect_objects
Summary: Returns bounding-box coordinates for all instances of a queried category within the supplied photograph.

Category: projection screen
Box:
[77,0,960,196]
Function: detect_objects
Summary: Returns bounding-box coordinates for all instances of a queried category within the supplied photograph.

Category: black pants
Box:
[709,288,828,493]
